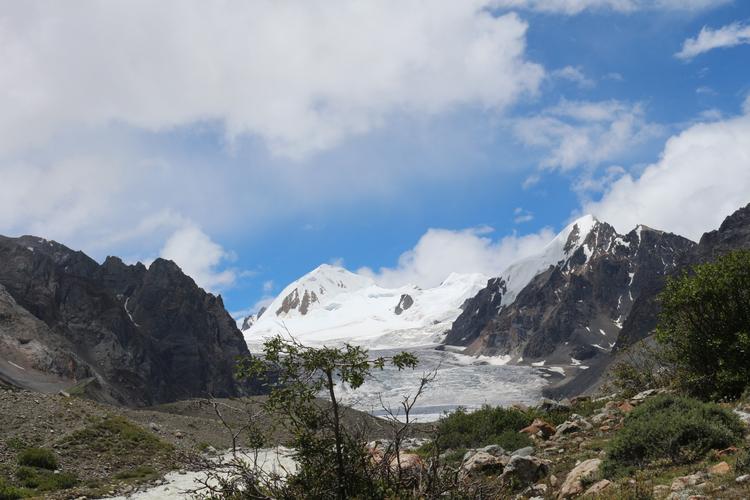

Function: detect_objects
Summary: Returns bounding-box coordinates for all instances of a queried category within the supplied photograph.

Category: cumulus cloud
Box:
[359,225,556,288]
[513,99,662,171]
[159,225,239,291]
[0,0,543,159]
[582,100,750,241]
[491,0,729,15]
[676,22,750,60]
[551,66,595,88]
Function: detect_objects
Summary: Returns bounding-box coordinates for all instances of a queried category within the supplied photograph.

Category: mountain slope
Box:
[243,264,488,349]
[444,216,696,367]
[0,235,254,406]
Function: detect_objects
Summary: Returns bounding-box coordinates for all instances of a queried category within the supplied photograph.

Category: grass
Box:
[16,448,57,470]
[114,465,159,481]
[0,477,22,500]
[15,466,78,491]
[60,415,173,456]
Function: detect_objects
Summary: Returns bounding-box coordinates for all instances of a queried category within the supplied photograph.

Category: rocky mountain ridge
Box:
[0,235,254,406]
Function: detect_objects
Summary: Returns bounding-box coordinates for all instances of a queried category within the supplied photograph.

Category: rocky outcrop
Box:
[443,205,750,396]
[0,235,256,406]
[394,294,414,315]
[615,202,750,350]
[447,220,694,366]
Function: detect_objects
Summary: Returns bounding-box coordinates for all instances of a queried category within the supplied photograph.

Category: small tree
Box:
[656,249,750,400]
[235,335,419,499]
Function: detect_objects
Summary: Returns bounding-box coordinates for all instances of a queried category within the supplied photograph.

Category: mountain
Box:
[0,235,254,406]
[444,204,750,396]
[615,202,750,351]
[243,264,488,349]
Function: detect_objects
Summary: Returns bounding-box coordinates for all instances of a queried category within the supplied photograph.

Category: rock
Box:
[618,401,635,413]
[555,420,583,437]
[511,446,535,457]
[671,473,705,492]
[716,446,738,457]
[583,479,612,496]
[708,461,730,475]
[559,458,601,498]
[520,418,557,439]
[539,398,571,413]
[173,430,184,439]
[58,390,71,398]
[736,474,750,483]
[631,388,657,401]
[500,455,550,487]
[460,451,506,477]
[478,444,506,456]
[653,484,671,498]
[148,422,159,432]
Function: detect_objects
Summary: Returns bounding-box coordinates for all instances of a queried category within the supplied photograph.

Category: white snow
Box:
[599,328,607,336]
[244,265,487,350]
[531,360,546,366]
[495,215,598,306]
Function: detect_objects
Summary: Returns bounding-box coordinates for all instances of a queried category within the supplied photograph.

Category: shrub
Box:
[61,415,173,455]
[434,406,536,451]
[603,395,744,476]
[736,448,750,474]
[15,466,78,491]
[655,249,750,400]
[17,447,58,470]
[0,478,22,500]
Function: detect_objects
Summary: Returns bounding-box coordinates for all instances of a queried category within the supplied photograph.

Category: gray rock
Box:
[511,446,534,457]
[499,455,550,486]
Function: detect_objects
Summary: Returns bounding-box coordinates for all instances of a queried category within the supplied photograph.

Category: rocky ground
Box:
[450,390,750,499]
[0,388,392,499]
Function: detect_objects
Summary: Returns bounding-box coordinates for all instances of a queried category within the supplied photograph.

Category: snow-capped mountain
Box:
[242,264,488,350]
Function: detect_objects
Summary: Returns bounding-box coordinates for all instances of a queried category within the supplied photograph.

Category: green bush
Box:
[17,447,58,470]
[0,478,22,500]
[656,249,750,400]
[736,448,750,474]
[434,405,537,451]
[15,466,78,491]
[603,395,744,476]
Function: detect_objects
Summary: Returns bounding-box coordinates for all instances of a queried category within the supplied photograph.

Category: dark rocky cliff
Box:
[0,235,254,406]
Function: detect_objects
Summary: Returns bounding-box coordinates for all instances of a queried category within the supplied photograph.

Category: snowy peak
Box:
[273,264,374,317]
[243,267,488,350]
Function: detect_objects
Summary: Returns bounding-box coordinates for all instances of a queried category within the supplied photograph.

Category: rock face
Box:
[446,218,694,365]
[394,294,414,315]
[616,202,750,350]
[443,203,750,395]
[0,235,255,406]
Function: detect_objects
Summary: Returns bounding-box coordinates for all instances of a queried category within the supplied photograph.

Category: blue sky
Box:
[1,0,749,319]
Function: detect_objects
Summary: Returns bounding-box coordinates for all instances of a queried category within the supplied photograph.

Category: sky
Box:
[1,0,749,320]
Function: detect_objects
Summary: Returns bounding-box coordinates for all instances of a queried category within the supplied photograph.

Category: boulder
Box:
[708,461,730,475]
[478,444,506,456]
[460,451,506,477]
[521,418,557,439]
[671,473,705,492]
[511,446,535,457]
[583,479,612,496]
[500,455,550,486]
[559,458,601,498]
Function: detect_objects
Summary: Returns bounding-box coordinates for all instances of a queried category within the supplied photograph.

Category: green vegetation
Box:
[60,415,173,456]
[432,406,534,451]
[603,395,744,476]
[114,465,159,481]
[656,249,750,400]
[16,448,57,470]
[15,466,78,491]
[233,335,424,499]
[0,477,22,500]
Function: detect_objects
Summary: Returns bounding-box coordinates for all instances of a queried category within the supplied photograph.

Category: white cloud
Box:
[0,0,543,159]
[262,280,275,293]
[513,207,535,223]
[582,103,750,241]
[551,66,595,88]
[676,22,750,60]
[491,0,729,15]
[359,225,556,288]
[159,225,238,291]
[513,99,662,171]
